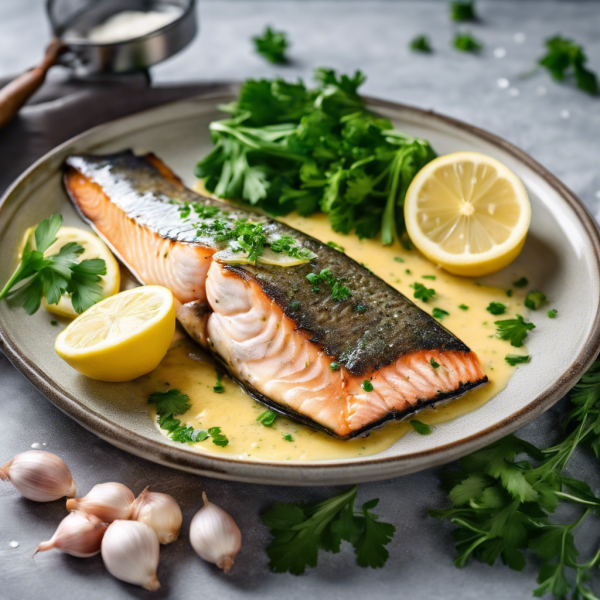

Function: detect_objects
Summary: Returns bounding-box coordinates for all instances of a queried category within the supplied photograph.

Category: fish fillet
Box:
[64,151,488,438]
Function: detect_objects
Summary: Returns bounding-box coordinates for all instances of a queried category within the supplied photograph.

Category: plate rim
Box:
[1,90,600,486]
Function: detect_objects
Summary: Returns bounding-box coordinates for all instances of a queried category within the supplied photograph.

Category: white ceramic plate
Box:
[1,88,599,485]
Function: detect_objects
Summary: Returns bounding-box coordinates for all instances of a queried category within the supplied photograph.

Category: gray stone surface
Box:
[0,1,599,599]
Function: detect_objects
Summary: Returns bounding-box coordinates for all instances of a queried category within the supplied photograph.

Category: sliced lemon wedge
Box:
[31,226,120,318]
[55,286,175,382]
[404,152,531,277]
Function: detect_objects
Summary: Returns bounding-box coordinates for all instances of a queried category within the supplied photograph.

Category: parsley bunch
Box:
[262,485,395,575]
[0,214,106,315]
[149,389,229,447]
[253,26,289,65]
[430,358,600,599]
[195,69,436,245]
[539,36,598,96]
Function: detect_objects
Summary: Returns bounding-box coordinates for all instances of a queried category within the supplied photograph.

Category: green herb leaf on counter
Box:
[539,36,598,95]
[495,314,535,347]
[430,356,600,600]
[257,410,278,427]
[458,304,469,310]
[548,309,558,319]
[505,354,530,366]
[513,277,528,288]
[524,290,546,310]
[411,282,436,303]
[0,214,107,315]
[410,35,433,53]
[450,0,477,22]
[410,420,431,435]
[453,32,483,53]
[306,269,351,300]
[486,302,506,315]
[253,26,289,65]
[262,485,395,574]
[195,69,436,245]
[432,307,449,320]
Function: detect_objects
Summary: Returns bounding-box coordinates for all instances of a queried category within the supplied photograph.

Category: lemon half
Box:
[404,152,531,277]
[37,227,120,318]
[55,286,175,382]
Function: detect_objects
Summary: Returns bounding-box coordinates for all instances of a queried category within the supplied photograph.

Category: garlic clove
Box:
[35,511,107,558]
[130,486,183,545]
[66,482,134,522]
[101,520,161,591]
[0,451,76,502]
[189,492,241,573]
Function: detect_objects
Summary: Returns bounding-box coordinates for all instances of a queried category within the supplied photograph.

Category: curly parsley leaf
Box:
[495,314,535,347]
[539,36,598,95]
[253,26,289,65]
[262,486,394,575]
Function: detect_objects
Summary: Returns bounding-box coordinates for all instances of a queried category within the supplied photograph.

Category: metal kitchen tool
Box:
[0,0,197,129]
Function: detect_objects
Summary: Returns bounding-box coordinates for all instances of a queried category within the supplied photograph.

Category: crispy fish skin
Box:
[64,151,488,438]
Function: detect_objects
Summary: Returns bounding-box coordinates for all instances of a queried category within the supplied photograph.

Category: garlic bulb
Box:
[130,487,182,544]
[0,451,76,502]
[35,511,107,558]
[189,492,241,572]
[67,482,134,522]
[101,520,160,591]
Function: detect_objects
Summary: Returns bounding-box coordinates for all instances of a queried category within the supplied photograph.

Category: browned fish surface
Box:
[64,151,488,438]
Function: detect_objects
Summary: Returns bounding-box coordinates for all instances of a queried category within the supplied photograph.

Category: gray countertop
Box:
[1,1,599,599]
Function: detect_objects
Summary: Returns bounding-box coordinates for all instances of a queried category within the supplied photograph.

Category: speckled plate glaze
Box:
[1,88,600,486]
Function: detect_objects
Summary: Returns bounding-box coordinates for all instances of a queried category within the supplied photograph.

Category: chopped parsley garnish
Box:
[306,269,351,300]
[453,32,483,52]
[505,354,530,366]
[405,269,412,275]
[362,380,374,392]
[393,256,404,263]
[430,357,440,369]
[450,0,477,22]
[270,235,316,261]
[208,426,229,447]
[410,420,431,435]
[411,282,436,302]
[327,241,345,252]
[257,410,278,427]
[410,35,432,53]
[495,314,535,347]
[0,214,107,315]
[195,69,436,245]
[422,274,436,280]
[330,362,340,371]
[253,26,289,64]
[432,307,449,320]
[547,308,558,319]
[149,389,227,445]
[289,301,301,310]
[283,433,294,442]
[458,304,469,310]
[262,485,395,574]
[213,371,225,393]
[486,302,506,315]
[513,277,528,288]
[506,289,513,297]
[430,357,600,600]
[524,290,546,310]
[354,303,367,314]
[50,320,58,326]
[539,36,598,95]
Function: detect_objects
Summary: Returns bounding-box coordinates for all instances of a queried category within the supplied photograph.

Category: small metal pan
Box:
[0,0,197,129]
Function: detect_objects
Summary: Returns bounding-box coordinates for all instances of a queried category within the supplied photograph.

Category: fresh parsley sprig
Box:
[0,214,106,315]
[306,268,351,301]
[262,485,395,574]
[253,26,289,65]
[149,389,229,446]
[495,314,535,347]
[430,357,600,600]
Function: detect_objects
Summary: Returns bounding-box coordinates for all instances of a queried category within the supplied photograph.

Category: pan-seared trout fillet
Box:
[64,151,488,439]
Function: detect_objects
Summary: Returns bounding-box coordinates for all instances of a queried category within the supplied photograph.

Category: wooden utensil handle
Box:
[0,38,65,130]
